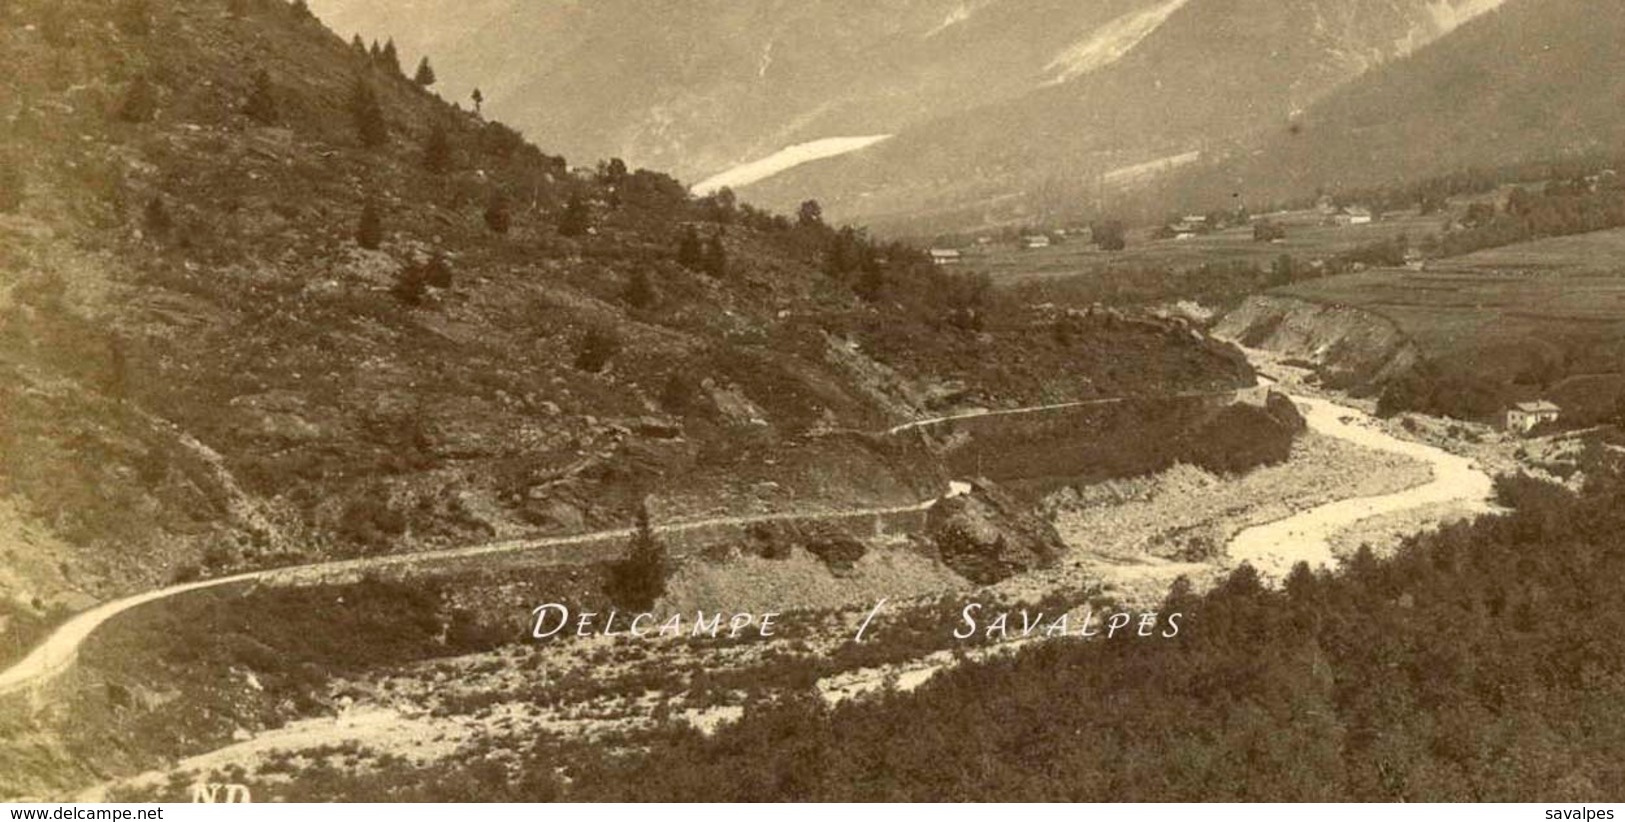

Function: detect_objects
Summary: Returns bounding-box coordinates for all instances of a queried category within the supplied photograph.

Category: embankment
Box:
[1214,295,1420,393]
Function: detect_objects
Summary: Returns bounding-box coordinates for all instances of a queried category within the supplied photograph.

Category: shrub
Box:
[392,265,427,306]
[483,191,511,234]
[573,326,621,373]
[118,76,159,123]
[623,269,655,310]
[557,193,590,236]
[0,162,23,214]
[356,200,383,249]
[244,69,278,125]
[422,251,453,289]
[423,123,452,173]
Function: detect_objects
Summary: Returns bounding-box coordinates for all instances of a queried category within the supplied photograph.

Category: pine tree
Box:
[379,39,402,75]
[557,192,590,237]
[676,225,702,269]
[143,196,172,236]
[484,190,511,234]
[413,57,437,88]
[369,40,382,62]
[624,269,655,311]
[349,77,387,148]
[423,122,452,173]
[573,326,621,373]
[470,88,484,116]
[606,504,668,611]
[244,68,278,125]
[290,0,315,20]
[118,75,158,123]
[356,200,383,250]
[350,34,367,57]
[702,232,727,278]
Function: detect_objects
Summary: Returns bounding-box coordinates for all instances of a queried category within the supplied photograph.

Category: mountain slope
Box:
[740,0,1511,232]
[307,0,1177,184]
[1167,0,1625,210]
[0,0,1252,637]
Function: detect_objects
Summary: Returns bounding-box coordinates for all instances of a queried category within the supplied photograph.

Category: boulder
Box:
[926,479,1064,584]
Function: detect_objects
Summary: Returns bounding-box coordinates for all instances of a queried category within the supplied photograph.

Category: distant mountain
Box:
[739,0,1511,232]
[1166,0,1625,211]
[307,0,1173,183]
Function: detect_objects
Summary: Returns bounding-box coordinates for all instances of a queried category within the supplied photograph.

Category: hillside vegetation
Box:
[0,0,1253,629]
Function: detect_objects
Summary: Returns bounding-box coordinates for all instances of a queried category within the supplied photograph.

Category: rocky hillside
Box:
[0,0,1253,632]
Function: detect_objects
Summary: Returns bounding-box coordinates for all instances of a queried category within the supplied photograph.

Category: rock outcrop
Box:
[926,479,1065,584]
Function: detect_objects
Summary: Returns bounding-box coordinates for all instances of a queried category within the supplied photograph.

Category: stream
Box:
[1225,383,1497,581]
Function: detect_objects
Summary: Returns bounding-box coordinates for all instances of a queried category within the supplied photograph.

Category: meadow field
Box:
[1275,228,1625,422]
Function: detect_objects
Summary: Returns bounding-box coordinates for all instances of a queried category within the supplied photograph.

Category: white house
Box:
[1021,234,1051,249]
[930,248,963,265]
[1506,400,1560,435]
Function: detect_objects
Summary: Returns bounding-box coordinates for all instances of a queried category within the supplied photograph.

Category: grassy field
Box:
[1275,228,1625,422]
[969,209,1451,283]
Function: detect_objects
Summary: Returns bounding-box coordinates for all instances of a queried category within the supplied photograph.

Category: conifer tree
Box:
[484,190,511,234]
[413,57,437,88]
[118,75,158,123]
[244,68,278,125]
[557,192,590,237]
[349,77,387,148]
[290,0,314,20]
[471,88,484,116]
[573,326,621,373]
[423,122,452,173]
[357,199,383,250]
[676,224,702,269]
[380,39,402,75]
[350,34,367,56]
[702,232,727,278]
[606,504,667,611]
[624,269,655,311]
[143,195,172,236]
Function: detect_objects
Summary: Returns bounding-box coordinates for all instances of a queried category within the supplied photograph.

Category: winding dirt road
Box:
[0,499,939,699]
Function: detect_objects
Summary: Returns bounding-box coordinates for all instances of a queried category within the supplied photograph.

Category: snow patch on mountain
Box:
[1427,0,1507,32]
[1042,0,1189,86]
[1398,0,1507,54]
[691,136,894,195]
[924,0,999,39]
